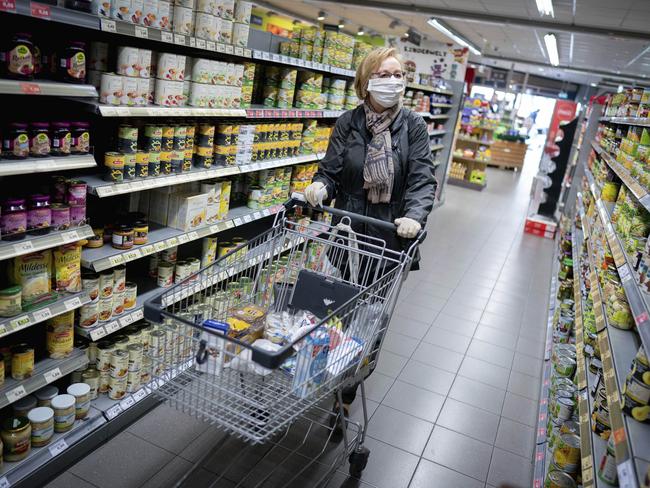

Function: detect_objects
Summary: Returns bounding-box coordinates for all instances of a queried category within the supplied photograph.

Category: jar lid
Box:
[3,198,26,206]
[9,122,28,129]
[34,385,59,401]
[133,220,147,227]
[67,383,90,397]
[72,122,90,128]
[13,395,37,411]
[31,122,50,129]
[30,194,50,202]
[52,122,71,128]
[51,394,76,410]
[28,407,54,424]
[11,343,33,354]
[2,416,30,432]
[0,285,22,296]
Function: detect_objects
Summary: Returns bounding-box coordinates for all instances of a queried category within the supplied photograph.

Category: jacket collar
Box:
[351,103,406,137]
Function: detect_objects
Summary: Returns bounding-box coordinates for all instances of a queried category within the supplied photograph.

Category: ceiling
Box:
[256,0,650,86]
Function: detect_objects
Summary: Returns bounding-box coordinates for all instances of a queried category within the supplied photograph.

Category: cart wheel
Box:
[348,447,370,478]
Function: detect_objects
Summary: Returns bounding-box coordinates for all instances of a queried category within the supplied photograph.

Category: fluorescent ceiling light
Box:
[544,33,559,66]
[357,27,365,35]
[338,19,345,28]
[536,0,554,17]
[427,18,481,56]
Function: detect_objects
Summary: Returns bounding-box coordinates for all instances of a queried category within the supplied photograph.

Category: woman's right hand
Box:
[304,182,328,207]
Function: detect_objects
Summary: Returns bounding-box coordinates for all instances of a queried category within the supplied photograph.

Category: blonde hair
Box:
[354,47,403,100]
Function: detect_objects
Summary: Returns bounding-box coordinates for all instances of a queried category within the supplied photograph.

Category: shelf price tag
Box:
[0,476,9,488]
[225,44,234,54]
[100,18,117,32]
[106,404,122,419]
[174,34,186,45]
[154,241,167,252]
[253,212,261,220]
[188,231,199,240]
[90,326,107,341]
[206,41,216,51]
[13,241,34,254]
[62,230,80,243]
[243,214,252,223]
[106,321,121,334]
[133,389,147,402]
[134,26,148,38]
[120,314,134,327]
[234,47,243,56]
[10,315,30,330]
[140,245,155,256]
[161,31,173,43]
[108,255,125,267]
[33,308,52,322]
[189,37,196,47]
[617,459,635,488]
[0,0,16,11]
[177,234,190,244]
[6,385,27,403]
[234,218,243,226]
[64,297,83,311]
[48,438,68,457]
[44,368,62,384]
[131,309,144,321]
[120,395,136,410]
[196,38,206,49]
[124,249,142,262]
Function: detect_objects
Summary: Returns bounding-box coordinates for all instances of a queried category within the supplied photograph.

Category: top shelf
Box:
[95,104,345,119]
[0,79,97,97]
[406,83,454,96]
[600,116,650,128]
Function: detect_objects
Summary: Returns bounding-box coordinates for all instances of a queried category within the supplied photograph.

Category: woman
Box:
[303,46,437,436]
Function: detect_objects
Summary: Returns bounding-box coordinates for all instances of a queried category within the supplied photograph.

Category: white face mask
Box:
[367,77,405,108]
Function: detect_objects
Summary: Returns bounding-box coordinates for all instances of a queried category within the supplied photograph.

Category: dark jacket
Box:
[313,104,437,267]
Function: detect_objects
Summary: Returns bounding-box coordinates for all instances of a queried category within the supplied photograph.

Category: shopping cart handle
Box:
[285,195,427,243]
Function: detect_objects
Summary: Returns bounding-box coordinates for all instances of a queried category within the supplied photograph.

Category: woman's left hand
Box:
[394,217,421,238]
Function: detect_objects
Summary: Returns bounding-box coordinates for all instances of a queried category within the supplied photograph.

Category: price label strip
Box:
[120,395,136,410]
[48,438,68,457]
[44,367,63,384]
[106,404,122,420]
[6,385,27,403]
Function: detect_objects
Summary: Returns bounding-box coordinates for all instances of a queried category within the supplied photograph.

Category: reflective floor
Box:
[47,137,554,488]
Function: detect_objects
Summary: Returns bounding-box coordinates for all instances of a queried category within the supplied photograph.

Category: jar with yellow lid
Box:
[1,417,31,461]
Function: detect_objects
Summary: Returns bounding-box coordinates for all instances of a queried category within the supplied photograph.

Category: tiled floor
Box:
[46,139,554,488]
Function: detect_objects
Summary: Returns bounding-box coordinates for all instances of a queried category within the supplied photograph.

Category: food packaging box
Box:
[167,192,208,231]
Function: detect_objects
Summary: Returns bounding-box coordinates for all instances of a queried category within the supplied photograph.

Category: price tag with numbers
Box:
[44,367,62,384]
[188,231,199,240]
[189,37,196,47]
[132,309,144,321]
[108,255,125,267]
[106,404,122,420]
[33,308,52,322]
[13,240,34,254]
[6,385,26,403]
[133,389,147,402]
[65,296,82,311]
[90,326,107,341]
[225,44,233,54]
[234,218,243,226]
[48,438,68,457]
[174,34,186,45]
[210,224,220,234]
[124,249,142,262]
[234,46,243,56]
[177,234,190,244]
[120,314,134,327]
[0,476,9,488]
[243,214,252,223]
[154,241,167,252]
[100,18,117,32]
[161,31,173,43]
[106,321,121,334]
[207,41,216,51]
[253,212,261,220]
[134,25,148,38]
[62,230,80,243]
[10,315,30,330]
[140,245,155,256]
[120,395,136,410]
[617,459,635,488]
[262,51,270,60]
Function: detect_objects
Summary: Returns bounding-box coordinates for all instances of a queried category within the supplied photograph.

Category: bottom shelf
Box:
[447,178,486,191]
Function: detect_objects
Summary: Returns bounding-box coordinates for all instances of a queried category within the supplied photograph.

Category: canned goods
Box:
[157,262,174,287]
[79,301,99,328]
[99,269,114,298]
[161,246,178,263]
[96,341,115,372]
[114,265,126,293]
[127,343,143,372]
[104,151,125,182]
[135,151,149,178]
[553,433,580,472]
[98,297,113,322]
[149,152,161,177]
[118,125,138,154]
[112,291,125,317]
[150,330,166,357]
[110,349,129,378]
[124,282,137,310]
[99,371,111,393]
[127,370,141,392]
[113,334,130,351]
[81,271,99,303]
[174,260,191,283]
[99,73,124,106]
[544,469,576,488]
[82,368,100,400]
[108,375,127,400]
[144,125,162,151]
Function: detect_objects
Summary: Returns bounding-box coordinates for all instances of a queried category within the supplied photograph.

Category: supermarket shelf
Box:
[430,144,444,152]
[600,116,650,128]
[97,105,246,118]
[582,209,648,487]
[446,178,486,191]
[591,142,650,212]
[531,244,559,487]
[86,153,324,197]
[452,155,491,165]
[0,349,89,409]
[406,83,454,96]
[0,407,106,486]
[251,50,355,78]
[0,154,97,177]
[456,137,493,146]
[245,106,345,119]
[429,114,449,120]
[428,129,446,137]
[0,291,89,339]
[585,364,616,488]
[76,296,146,341]
[81,204,284,271]
[429,103,454,108]
[0,225,94,262]
[0,78,97,97]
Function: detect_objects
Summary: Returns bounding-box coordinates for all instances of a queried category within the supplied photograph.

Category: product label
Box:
[32,424,54,444]
[30,132,50,155]
[54,411,75,429]
[8,44,33,76]
[28,207,51,230]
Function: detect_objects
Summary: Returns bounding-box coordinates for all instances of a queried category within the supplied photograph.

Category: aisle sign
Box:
[0,0,16,12]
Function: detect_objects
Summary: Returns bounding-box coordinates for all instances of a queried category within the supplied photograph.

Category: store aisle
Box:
[45,142,554,488]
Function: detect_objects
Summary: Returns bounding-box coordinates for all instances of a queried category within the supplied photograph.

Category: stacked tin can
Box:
[323,77,345,111]
[261,66,297,108]
[295,71,324,110]
[344,79,360,110]
[188,58,244,108]
[621,345,650,423]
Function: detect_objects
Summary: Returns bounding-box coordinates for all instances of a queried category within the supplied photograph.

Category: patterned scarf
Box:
[363,101,401,203]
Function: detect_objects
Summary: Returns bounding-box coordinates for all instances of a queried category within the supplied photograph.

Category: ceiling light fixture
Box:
[338,19,345,28]
[544,33,560,66]
[317,10,326,21]
[427,18,481,56]
[535,0,554,17]
[357,26,365,36]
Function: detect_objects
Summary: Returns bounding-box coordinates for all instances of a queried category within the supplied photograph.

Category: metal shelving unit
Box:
[0,225,94,261]
[0,291,89,339]
[600,117,650,128]
[0,154,97,176]
[405,82,454,96]
[430,144,444,152]
[0,349,89,409]
[85,153,324,198]
[81,204,284,271]
[428,129,446,137]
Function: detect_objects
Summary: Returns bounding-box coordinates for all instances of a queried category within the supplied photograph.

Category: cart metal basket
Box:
[144,198,424,485]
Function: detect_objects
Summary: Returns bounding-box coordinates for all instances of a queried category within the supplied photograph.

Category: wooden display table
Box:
[489,139,528,171]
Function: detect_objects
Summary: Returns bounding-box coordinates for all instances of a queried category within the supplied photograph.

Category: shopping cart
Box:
[143,197,425,487]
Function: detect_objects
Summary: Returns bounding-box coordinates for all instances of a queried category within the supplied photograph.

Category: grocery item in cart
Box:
[292,327,330,398]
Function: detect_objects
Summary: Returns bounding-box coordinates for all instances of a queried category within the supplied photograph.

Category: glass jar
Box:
[0,285,22,318]
[1,33,34,80]
[27,194,51,234]
[2,122,29,159]
[28,407,54,447]
[29,122,51,157]
[13,395,37,417]
[1,417,31,461]
[112,224,134,250]
[58,41,86,83]
[51,394,76,433]
[71,121,90,154]
[1,198,27,239]
[66,383,90,419]
[11,343,34,380]
[51,122,72,156]
[133,220,148,245]
[34,386,59,407]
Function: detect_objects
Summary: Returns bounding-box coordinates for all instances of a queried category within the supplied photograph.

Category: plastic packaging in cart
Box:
[196,319,229,375]
[292,327,330,398]
[228,339,280,376]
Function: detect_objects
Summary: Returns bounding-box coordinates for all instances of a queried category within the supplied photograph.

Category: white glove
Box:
[394,217,421,238]
[304,181,328,207]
